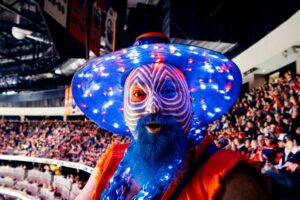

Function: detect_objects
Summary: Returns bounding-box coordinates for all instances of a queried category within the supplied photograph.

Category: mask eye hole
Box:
[160,78,177,99]
[131,83,147,102]
[160,87,176,98]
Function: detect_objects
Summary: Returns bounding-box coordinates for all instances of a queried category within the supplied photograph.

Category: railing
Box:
[0,155,93,173]
[0,187,34,200]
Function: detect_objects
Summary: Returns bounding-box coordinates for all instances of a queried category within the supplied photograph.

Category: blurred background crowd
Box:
[0,72,299,199]
[0,120,130,168]
[209,72,300,197]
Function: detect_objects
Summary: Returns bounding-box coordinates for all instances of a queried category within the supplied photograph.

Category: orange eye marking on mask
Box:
[131,83,147,103]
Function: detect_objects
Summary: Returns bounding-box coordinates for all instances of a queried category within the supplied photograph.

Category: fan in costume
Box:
[72,32,268,199]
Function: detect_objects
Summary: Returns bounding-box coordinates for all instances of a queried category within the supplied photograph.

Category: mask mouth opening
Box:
[145,122,162,133]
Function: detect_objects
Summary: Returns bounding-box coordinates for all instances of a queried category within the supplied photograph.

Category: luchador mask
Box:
[124,63,192,135]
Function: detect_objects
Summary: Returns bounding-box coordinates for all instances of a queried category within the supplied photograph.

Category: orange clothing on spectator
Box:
[91,137,244,200]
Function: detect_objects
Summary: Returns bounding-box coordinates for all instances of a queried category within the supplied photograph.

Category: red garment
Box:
[249,147,265,163]
[91,137,244,200]
[274,152,283,164]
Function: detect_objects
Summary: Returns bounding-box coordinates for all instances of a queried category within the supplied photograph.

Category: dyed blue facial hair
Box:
[130,114,189,183]
[101,114,189,199]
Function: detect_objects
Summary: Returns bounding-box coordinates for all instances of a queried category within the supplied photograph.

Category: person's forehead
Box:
[126,63,187,86]
[127,63,185,81]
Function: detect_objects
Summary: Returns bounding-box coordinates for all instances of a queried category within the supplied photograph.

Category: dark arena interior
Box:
[0,0,300,199]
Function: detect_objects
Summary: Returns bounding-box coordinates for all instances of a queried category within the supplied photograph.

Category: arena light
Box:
[12,27,52,44]
[11,27,32,40]
[54,68,62,75]
[2,91,17,95]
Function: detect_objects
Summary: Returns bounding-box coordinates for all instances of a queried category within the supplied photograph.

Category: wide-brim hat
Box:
[72,32,242,137]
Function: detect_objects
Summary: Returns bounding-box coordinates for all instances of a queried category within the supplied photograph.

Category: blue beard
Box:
[126,114,189,187]
[101,114,189,199]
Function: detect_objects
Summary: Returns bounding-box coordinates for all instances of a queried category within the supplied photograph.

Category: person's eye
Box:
[164,88,175,94]
[160,87,176,98]
[134,91,145,97]
[131,90,146,102]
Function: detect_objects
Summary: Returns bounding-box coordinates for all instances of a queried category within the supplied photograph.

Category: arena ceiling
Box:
[0,0,299,93]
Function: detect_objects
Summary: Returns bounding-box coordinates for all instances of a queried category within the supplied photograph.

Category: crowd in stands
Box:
[0,119,129,199]
[0,71,300,198]
[0,120,130,168]
[209,72,300,198]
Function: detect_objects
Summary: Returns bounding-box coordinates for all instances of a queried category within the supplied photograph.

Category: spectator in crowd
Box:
[261,134,300,198]
[277,133,287,154]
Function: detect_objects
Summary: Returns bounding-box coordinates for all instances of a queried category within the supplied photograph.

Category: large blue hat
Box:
[72,32,242,137]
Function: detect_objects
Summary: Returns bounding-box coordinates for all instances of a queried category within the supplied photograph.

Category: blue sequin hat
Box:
[72,32,242,137]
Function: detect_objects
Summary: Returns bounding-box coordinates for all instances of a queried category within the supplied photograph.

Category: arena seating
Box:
[40,187,55,200]
[27,169,52,187]
[0,165,81,199]
[0,177,14,187]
